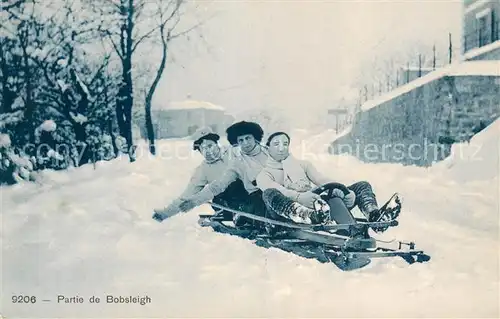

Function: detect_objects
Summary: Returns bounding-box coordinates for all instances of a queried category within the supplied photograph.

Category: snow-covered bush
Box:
[0,6,119,185]
[0,133,35,185]
[0,0,148,184]
[85,124,115,162]
[115,136,129,154]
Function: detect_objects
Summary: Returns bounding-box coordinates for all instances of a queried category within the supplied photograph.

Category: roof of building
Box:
[158,100,225,111]
[400,66,437,72]
[361,60,500,112]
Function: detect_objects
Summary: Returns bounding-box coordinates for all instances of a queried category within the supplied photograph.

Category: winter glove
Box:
[296,191,323,209]
[152,211,167,222]
[152,204,181,222]
[331,188,356,208]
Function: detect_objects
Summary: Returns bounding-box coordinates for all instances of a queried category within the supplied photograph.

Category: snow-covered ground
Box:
[1,122,499,318]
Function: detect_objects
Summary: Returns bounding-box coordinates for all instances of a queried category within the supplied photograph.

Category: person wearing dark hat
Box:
[178,121,269,220]
[152,126,246,222]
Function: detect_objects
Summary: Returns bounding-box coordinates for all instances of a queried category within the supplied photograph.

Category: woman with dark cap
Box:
[178,121,270,221]
[257,131,400,232]
[152,126,247,222]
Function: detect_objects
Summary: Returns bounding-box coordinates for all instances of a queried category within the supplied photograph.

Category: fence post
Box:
[406,61,410,83]
[448,33,452,64]
[418,54,422,77]
[433,44,436,70]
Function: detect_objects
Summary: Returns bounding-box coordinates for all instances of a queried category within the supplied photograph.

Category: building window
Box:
[476,7,492,47]
[478,15,488,46]
[492,10,498,42]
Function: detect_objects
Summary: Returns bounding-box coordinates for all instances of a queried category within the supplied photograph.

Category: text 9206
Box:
[12,295,37,303]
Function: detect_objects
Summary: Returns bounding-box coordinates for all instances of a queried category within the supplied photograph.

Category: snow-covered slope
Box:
[1,131,498,318]
[432,118,500,183]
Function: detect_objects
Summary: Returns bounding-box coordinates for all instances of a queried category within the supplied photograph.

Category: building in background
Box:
[463,0,500,60]
[328,0,500,167]
[140,100,235,140]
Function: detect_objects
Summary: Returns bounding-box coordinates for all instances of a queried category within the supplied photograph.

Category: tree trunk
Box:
[123,57,135,161]
[115,86,127,137]
[144,102,155,155]
[144,25,170,156]
[115,57,134,161]
[122,0,135,162]
[109,117,119,157]
[20,33,33,144]
[0,39,15,114]
[75,124,91,166]
[104,83,119,158]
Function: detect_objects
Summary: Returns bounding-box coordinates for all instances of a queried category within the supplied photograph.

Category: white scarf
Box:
[282,155,311,192]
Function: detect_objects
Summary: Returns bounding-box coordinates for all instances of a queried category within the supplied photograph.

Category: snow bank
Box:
[432,118,499,183]
[0,136,498,318]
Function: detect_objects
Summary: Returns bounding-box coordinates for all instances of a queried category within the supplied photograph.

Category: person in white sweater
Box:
[256,131,389,228]
[178,121,270,224]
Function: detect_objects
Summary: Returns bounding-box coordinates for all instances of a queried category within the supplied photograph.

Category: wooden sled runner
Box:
[197,183,431,271]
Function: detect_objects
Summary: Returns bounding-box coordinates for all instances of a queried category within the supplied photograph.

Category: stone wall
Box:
[329,75,500,166]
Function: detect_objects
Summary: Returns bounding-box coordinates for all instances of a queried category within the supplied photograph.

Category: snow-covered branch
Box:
[0,0,25,11]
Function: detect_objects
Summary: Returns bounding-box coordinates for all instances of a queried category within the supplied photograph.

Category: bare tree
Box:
[85,0,208,159]
[143,0,208,155]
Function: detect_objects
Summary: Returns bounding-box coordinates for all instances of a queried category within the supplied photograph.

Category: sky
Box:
[2,0,464,126]
[148,0,463,120]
